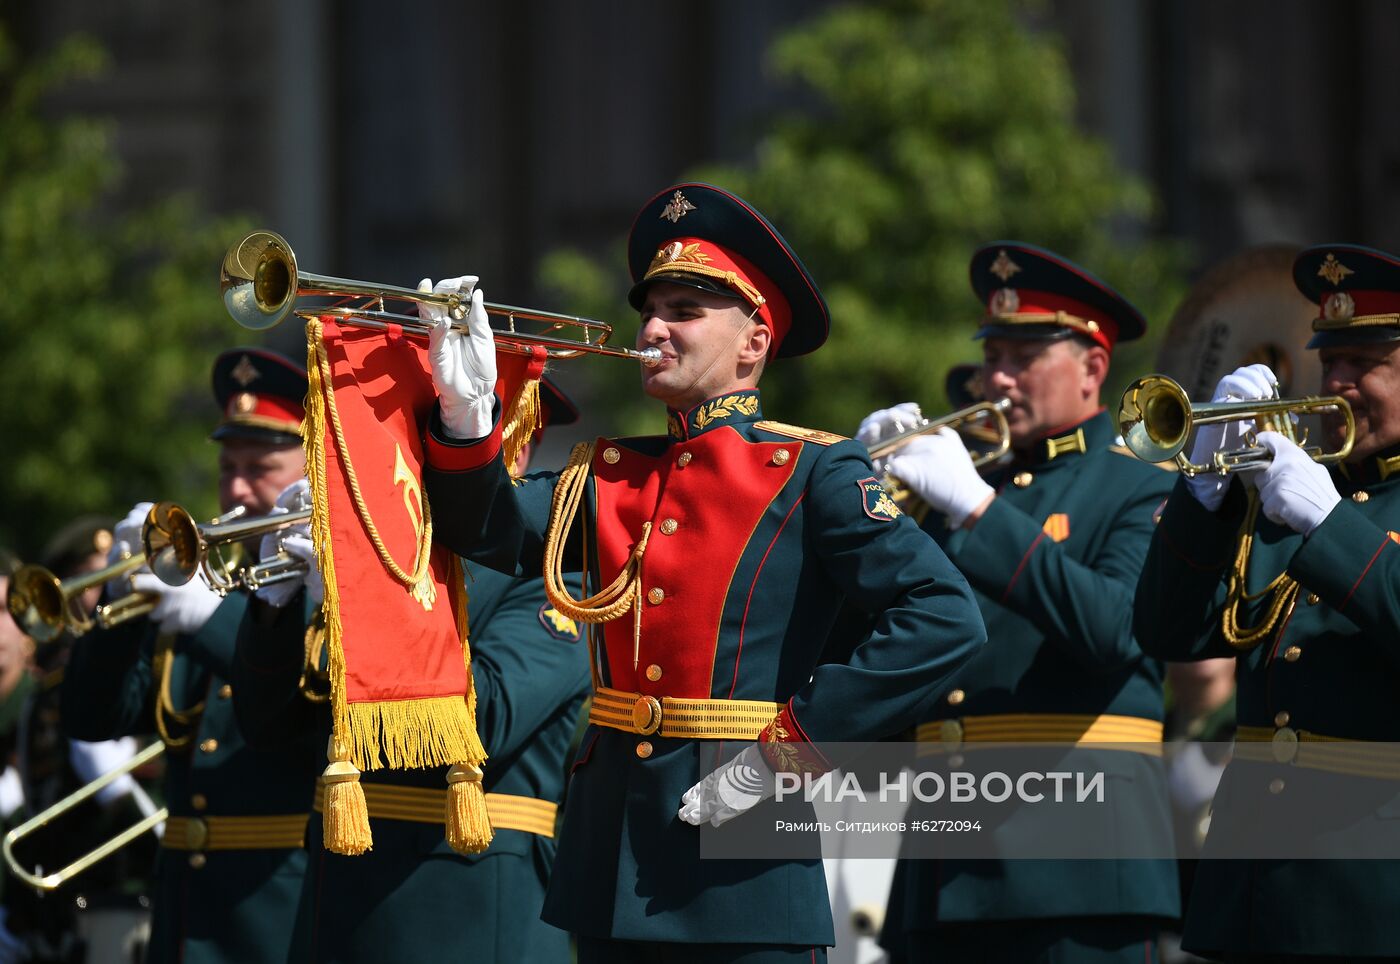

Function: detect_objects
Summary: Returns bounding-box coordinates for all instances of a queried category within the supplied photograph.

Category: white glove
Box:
[856,403,924,475]
[1185,364,1280,510]
[421,276,496,440]
[67,738,140,805]
[1254,431,1341,536]
[256,480,322,608]
[108,501,155,567]
[885,428,995,527]
[129,572,223,635]
[678,744,776,829]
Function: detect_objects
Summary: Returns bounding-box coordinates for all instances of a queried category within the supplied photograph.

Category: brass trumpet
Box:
[220,230,663,366]
[7,553,155,645]
[866,398,1013,468]
[143,502,312,593]
[3,741,166,892]
[1117,374,1354,476]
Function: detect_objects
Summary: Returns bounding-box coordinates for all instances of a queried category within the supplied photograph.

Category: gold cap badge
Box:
[230,355,261,387]
[1317,253,1354,287]
[233,392,257,415]
[989,249,1022,282]
[660,190,697,224]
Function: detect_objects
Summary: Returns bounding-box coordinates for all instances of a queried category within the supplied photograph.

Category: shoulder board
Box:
[1109,444,1177,471]
[753,421,847,446]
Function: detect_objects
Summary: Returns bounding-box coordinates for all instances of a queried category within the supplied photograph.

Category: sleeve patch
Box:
[858,476,903,521]
[1041,513,1070,542]
[537,603,581,642]
[753,420,847,446]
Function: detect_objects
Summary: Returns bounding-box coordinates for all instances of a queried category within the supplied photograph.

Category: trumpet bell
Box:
[221,230,298,331]
[7,565,66,644]
[143,502,204,587]
[1119,376,1191,464]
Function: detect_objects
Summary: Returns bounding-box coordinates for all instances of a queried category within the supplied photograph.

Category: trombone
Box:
[7,553,155,645]
[143,501,312,593]
[1117,374,1354,476]
[3,741,166,892]
[866,398,1013,468]
[220,230,663,366]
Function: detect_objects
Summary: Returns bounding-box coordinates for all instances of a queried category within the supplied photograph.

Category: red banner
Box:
[303,318,540,853]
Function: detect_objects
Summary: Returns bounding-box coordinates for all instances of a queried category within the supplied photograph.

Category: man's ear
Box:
[1083,345,1110,395]
[738,320,771,366]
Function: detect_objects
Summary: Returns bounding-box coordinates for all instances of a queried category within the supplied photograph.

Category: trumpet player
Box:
[1134,244,1400,961]
[60,348,321,964]
[863,243,1179,963]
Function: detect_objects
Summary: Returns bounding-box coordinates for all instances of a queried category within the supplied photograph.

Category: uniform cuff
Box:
[758,703,833,775]
[425,399,503,473]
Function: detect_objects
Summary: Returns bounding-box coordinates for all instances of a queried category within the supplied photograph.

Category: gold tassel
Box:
[500,347,547,478]
[501,380,542,479]
[321,736,372,855]
[444,763,493,854]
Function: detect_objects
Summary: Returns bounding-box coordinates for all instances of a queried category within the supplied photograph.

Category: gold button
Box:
[677,452,693,467]
[940,719,964,752]
[1274,711,1291,728]
[200,739,219,754]
[1353,490,1370,504]
[191,793,208,811]
[1272,726,1299,764]
[185,817,208,850]
[188,853,207,870]
[947,689,966,706]
[660,519,678,536]
[1013,471,1033,488]
[948,753,965,768]
[1283,646,1302,663]
[603,447,621,465]
[1268,777,1285,795]
[1306,593,1320,606]
[218,684,232,699]
[645,664,663,682]
[771,448,790,466]
[636,741,654,759]
[647,587,665,605]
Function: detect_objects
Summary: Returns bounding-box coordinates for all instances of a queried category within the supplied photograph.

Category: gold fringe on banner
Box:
[500,375,542,479]
[304,318,492,855]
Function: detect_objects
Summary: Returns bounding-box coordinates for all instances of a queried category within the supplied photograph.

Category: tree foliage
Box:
[0,24,249,556]
[541,0,1184,437]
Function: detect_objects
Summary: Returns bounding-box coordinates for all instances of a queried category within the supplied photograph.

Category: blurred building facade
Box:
[13,0,1400,333]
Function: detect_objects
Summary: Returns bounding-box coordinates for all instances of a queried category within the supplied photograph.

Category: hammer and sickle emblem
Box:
[393,443,437,612]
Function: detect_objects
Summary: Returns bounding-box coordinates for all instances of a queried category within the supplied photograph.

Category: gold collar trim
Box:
[1044,428,1087,461]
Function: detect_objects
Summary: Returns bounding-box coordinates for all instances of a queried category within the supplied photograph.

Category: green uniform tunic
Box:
[884,410,1180,961]
[62,591,321,964]
[1135,451,1400,959]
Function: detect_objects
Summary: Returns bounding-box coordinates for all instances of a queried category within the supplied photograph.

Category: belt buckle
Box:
[940,719,964,752]
[1272,726,1299,764]
[186,817,209,850]
[632,696,662,736]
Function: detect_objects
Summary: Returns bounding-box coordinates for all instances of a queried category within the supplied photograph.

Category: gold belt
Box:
[589,686,779,740]
[1235,725,1400,780]
[916,713,1164,757]
[162,814,308,851]
[312,784,558,838]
